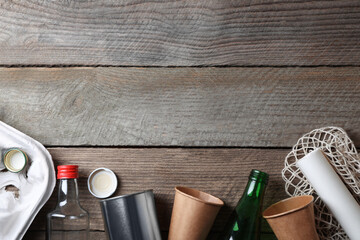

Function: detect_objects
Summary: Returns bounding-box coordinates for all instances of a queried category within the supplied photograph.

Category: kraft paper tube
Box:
[297,149,360,240]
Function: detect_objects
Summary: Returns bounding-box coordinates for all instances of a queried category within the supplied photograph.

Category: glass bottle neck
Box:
[242,178,267,199]
[57,178,80,206]
[236,176,267,211]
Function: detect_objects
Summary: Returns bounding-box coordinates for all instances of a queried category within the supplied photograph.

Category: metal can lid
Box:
[3,148,28,173]
[88,167,117,199]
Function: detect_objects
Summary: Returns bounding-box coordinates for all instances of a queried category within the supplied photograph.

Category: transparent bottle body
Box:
[47,179,89,240]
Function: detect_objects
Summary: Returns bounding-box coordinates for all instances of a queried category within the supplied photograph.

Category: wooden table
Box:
[0,1,359,239]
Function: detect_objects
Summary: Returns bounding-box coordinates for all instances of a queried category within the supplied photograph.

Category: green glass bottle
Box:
[222,169,269,240]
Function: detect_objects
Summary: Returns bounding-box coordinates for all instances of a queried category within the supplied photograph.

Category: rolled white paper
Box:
[297,149,360,240]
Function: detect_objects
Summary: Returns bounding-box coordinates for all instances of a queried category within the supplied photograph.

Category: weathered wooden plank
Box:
[0,1,359,66]
[1,67,359,147]
[27,147,288,233]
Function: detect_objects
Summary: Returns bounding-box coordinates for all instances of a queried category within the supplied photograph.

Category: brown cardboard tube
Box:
[263,195,319,240]
[168,186,224,240]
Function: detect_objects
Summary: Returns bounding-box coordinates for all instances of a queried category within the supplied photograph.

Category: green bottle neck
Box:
[236,174,268,210]
[244,178,266,198]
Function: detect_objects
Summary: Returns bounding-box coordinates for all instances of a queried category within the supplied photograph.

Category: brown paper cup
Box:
[263,195,319,240]
[168,186,224,240]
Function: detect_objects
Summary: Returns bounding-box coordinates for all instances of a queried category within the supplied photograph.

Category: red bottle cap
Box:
[57,165,79,179]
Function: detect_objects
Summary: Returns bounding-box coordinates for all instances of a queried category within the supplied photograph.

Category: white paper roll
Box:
[297,149,360,240]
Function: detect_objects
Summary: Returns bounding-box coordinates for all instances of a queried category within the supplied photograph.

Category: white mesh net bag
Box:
[282,126,360,240]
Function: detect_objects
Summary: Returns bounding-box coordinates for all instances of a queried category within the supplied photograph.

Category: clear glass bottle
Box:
[47,165,89,240]
[222,169,269,240]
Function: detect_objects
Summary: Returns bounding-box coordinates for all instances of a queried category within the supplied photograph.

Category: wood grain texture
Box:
[0,1,360,66]
[1,67,359,147]
[28,147,288,234]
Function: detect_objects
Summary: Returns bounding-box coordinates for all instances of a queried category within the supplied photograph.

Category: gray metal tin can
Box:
[99,189,162,240]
